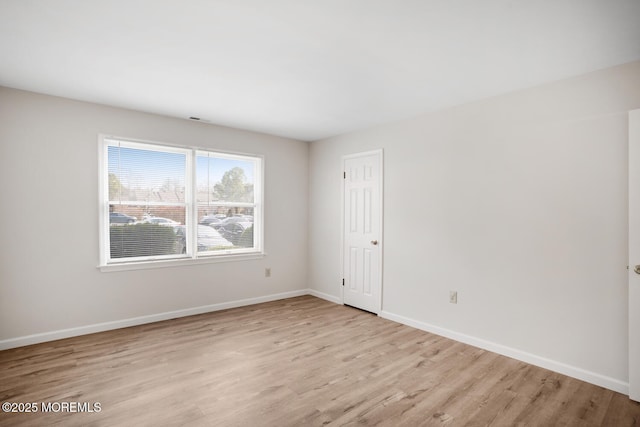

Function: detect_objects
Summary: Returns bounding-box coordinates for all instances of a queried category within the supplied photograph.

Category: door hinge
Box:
[343,171,346,179]
[342,278,345,286]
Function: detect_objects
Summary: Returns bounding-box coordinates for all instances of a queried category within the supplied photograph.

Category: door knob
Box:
[371,240,378,245]
[635,265,640,275]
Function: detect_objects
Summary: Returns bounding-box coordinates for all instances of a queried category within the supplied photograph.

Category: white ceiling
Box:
[1,0,639,141]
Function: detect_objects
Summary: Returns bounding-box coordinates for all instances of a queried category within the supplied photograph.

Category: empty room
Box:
[1,0,640,425]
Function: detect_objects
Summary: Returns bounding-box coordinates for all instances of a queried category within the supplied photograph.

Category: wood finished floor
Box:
[1,296,638,426]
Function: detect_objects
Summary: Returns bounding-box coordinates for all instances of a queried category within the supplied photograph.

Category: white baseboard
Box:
[1,290,628,396]
[307,289,341,304]
[0,289,308,351]
[379,310,629,395]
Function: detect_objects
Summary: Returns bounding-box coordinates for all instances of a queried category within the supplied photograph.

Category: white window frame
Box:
[98,135,264,271]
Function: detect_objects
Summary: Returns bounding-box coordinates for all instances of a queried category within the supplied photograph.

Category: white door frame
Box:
[340,149,384,313]
[629,109,640,402]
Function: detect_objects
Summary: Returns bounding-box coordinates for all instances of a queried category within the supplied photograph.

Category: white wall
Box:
[0,87,308,345]
[309,60,640,391]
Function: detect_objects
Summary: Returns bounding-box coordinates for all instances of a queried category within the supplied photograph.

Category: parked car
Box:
[143,216,180,227]
[199,215,223,228]
[109,212,136,224]
[174,225,233,253]
[218,221,252,246]
[221,215,253,225]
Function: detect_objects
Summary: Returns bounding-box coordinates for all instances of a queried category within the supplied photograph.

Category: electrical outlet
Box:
[449,291,457,304]
[265,268,271,278]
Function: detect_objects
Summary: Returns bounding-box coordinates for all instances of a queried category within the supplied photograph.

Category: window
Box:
[99,136,262,267]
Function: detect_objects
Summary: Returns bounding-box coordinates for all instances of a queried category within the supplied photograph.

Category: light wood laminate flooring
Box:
[1,295,639,426]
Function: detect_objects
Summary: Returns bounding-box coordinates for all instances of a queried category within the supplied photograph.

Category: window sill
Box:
[99,252,266,273]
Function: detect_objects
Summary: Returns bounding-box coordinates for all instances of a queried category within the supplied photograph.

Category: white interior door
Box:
[343,150,383,314]
[629,109,640,402]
